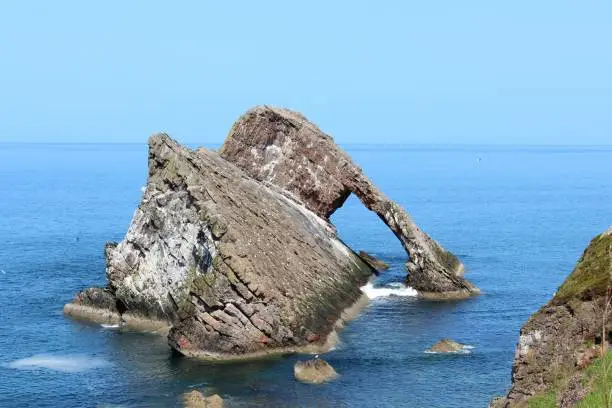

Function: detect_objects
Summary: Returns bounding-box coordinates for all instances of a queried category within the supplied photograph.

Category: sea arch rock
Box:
[65,133,375,359]
[220,106,478,298]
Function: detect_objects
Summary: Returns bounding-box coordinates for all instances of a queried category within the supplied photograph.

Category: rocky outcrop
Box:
[64,287,120,324]
[294,359,339,384]
[358,251,390,272]
[183,391,223,408]
[426,338,469,353]
[495,228,612,407]
[220,106,478,298]
[65,133,374,359]
[65,106,476,360]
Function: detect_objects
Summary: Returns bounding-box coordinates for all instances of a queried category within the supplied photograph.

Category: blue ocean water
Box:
[0,142,610,408]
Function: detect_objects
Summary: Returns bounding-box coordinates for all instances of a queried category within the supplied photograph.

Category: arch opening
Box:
[329,194,414,296]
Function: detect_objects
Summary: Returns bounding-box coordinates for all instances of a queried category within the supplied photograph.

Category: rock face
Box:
[294,359,339,384]
[220,106,478,298]
[66,133,373,359]
[427,338,468,353]
[496,228,612,407]
[65,106,476,359]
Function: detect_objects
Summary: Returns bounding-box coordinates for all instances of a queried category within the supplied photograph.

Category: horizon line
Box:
[1,141,612,148]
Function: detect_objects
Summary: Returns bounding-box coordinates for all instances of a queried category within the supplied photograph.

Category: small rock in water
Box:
[427,338,468,353]
[358,251,390,272]
[183,390,223,408]
[294,359,339,384]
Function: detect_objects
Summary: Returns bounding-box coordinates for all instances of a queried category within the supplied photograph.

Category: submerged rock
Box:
[358,251,390,272]
[183,390,223,408]
[427,338,468,353]
[220,106,478,298]
[494,227,612,407]
[294,359,339,384]
[65,106,476,360]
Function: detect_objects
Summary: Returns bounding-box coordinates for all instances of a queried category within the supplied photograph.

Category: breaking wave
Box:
[360,282,418,299]
[101,323,120,329]
[5,354,110,373]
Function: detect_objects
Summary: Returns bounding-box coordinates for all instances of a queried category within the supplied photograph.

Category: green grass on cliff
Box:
[527,391,556,407]
[525,230,612,407]
[554,231,612,303]
[526,350,612,408]
[577,350,612,408]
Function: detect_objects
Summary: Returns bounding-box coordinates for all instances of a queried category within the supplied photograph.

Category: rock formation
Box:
[426,338,469,353]
[294,359,339,384]
[358,251,390,272]
[66,133,374,359]
[493,227,612,407]
[183,390,224,408]
[65,106,477,359]
[220,106,478,298]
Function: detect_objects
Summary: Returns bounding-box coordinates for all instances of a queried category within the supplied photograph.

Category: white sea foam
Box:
[101,323,120,329]
[360,282,418,299]
[5,354,110,373]
[424,345,474,354]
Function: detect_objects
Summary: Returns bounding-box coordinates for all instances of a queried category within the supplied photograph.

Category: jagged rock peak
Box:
[220,105,478,298]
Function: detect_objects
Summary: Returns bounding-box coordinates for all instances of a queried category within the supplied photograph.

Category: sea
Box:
[0,142,610,407]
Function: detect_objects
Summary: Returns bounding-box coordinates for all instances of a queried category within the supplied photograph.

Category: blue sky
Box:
[1,1,610,144]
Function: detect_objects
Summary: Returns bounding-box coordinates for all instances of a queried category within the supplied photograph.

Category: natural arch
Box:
[329,193,405,268]
[219,105,479,298]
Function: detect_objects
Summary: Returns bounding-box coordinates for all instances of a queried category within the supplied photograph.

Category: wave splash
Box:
[424,348,473,354]
[424,345,475,354]
[360,282,418,299]
[5,354,110,373]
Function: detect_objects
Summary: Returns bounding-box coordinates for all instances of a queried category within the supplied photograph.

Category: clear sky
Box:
[1,1,610,144]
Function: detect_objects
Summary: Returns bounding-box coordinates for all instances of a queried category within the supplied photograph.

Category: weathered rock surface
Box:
[294,359,339,384]
[65,106,477,360]
[495,228,612,407]
[66,133,374,359]
[220,106,478,298]
[358,251,390,272]
[427,338,469,353]
[183,390,224,408]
